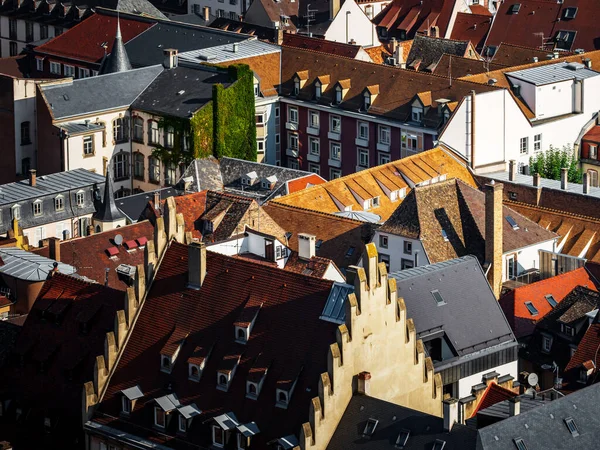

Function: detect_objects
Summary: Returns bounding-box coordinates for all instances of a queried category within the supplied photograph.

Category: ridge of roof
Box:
[505,200,600,225]
[264,201,366,225]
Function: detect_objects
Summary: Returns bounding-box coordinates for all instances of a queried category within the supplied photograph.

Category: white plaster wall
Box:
[372,231,429,273]
[13,78,38,175]
[502,239,555,281]
[22,214,93,247]
[323,263,345,282]
[0,17,62,57]
[207,236,249,256]
[357,0,389,19]
[535,80,573,119]
[324,0,381,47]
[457,360,518,398]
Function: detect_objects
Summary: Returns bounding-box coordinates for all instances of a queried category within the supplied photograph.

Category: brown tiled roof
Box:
[283,33,363,58]
[280,45,498,123]
[405,34,472,71]
[364,45,394,64]
[95,243,335,447]
[262,202,373,269]
[565,318,600,371]
[283,252,334,278]
[433,53,506,78]
[250,0,299,32]
[217,50,281,97]
[34,221,153,291]
[491,43,570,67]
[583,125,600,143]
[449,13,492,51]
[469,4,492,15]
[380,179,557,264]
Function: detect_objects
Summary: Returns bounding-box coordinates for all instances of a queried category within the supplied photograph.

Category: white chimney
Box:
[298,233,316,260]
[508,397,521,416]
[443,399,458,431]
[561,167,568,190]
[509,159,517,181]
[583,172,590,194]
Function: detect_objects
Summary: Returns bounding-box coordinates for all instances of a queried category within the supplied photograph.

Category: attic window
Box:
[513,438,528,450]
[524,302,538,316]
[276,389,289,408]
[564,417,579,436]
[545,294,558,308]
[363,418,378,437]
[364,92,371,110]
[412,106,423,122]
[315,81,321,99]
[247,381,258,398]
[431,290,446,306]
[510,3,521,14]
[294,79,300,96]
[161,355,172,373]
[396,429,410,448]
[189,363,201,381]
[506,216,519,230]
[218,373,230,388]
[235,325,249,343]
[122,396,132,415]
[335,86,342,104]
[433,440,446,450]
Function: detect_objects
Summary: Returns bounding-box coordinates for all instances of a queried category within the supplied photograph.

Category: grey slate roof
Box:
[132,66,231,118]
[124,22,247,68]
[115,187,177,222]
[328,395,477,450]
[406,35,470,71]
[99,20,133,75]
[179,156,224,193]
[0,247,76,281]
[506,61,600,86]
[0,169,105,207]
[389,256,516,360]
[97,3,166,19]
[94,171,126,223]
[478,382,600,450]
[41,65,163,121]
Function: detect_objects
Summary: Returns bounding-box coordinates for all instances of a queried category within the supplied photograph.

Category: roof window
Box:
[524,301,538,316]
[441,229,449,241]
[433,440,446,450]
[362,418,378,437]
[506,216,519,230]
[395,429,410,448]
[346,246,355,257]
[564,417,579,436]
[563,6,577,19]
[510,3,521,14]
[431,289,447,306]
[513,438,528,450]
[545,294,558,308]
[315,239,323,250]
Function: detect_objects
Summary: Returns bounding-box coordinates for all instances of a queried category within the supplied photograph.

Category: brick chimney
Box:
[187,242,206,289]
[485,181,503,298]
[29,169,36,187]
[49,237,61,262]
[508,160,516,182]
[443,398,458,431]
[583,172,590,194]
[508,397,521,416]
[298,233,316,260]
[357,371,371,395]
[561,168,568,190]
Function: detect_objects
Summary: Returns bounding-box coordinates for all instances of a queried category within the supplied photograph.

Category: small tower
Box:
[93,169,126,233]
[99,16,133,75]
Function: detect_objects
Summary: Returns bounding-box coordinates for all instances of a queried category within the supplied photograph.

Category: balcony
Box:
[307,126,319,136]
[286,147,299,158]
[286,122,298,131]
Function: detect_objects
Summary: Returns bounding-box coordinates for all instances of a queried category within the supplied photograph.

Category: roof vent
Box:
[487,78,497,85]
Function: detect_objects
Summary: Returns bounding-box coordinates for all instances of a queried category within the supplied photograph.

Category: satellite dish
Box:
[114,234,124,246]
[527,373,539,387]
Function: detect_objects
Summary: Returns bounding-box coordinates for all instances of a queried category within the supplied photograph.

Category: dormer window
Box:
[122,396,132,415]
[247,381,258,399]
[276,389,289,407]
[235,325,249,343]
[363,85,378,110]
[315,81,321,99]
[364,92,371,110]
[187,344,211,382]
[335,86,342,104]
[160,327,187,373]
[412,106,423,122]
[294,79,300,96]
[211,412,239,448]
[55,195,64,212]
[293,71,308,96]
[177,403,201,434]
[12,204,21,220]
[33,199,42,216]
[234,298,262,344]
[154,394,179,429]
[161,355,172,373]
[218,372,229,387]
[189,363,201,381]
[155,407,166,428]
[178,415,187,432]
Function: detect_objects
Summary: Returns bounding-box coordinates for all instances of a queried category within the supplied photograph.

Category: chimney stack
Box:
[357,371,371,395]
[153,191,161,211]
[87,224,95,236]
[584,58,592,69]
[298,233,316,260]
[533,172,541,187]
[49,237,61,262]
[485,181,503,299]
[561,168,568,190]
[330,0,340,19]
[443,398,458,431]
[508,159,517,181]
[508,397,521,416]
[276,28,284,45]
[233,43,239,53]
[29,169,36,187]
[187,242,206,289]
[203,5,210,21]
[584,172,590,194]
[162,49,178,69]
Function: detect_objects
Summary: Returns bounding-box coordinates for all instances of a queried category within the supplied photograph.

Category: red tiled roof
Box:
[499,267,600,338]
[473,382,517,416]
[583,125,600,143]
[450,13,492,51]
[34,13,154,63]
[374,0,456,39]
[283,33,363,59]
[95,243,335,447]
[469,4,492,15]
[286,173,327,194]
[34,221,154,291]
[0,274,123,435]
[565,321,600,371]
[283,252,333,278]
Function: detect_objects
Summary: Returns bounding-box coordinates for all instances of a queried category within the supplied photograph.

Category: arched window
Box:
[248,383,257,394]
[12,205,21,220]
[162,356,170,369]
[237,328,246,340]
[189,364,200,379]
[113,152,129,180]
[278,391,288,403]
[218,374,228,386]
[134,153,145,180]
[113,117,124,142]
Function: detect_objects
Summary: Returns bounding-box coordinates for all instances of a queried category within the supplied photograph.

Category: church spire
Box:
[93,166,126,225]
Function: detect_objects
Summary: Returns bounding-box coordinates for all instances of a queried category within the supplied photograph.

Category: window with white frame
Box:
[55,196,64,212]
[189,363,201,381]
[149,120,159,144]
[589,144,598,160]
[212,425,225,447]
[76,191,85,207]
[309,137,320,156]
[315,82,321,99]
[289,133,298,150]
[63,65,75,77]
[330,142,341,161]
[403,132,418,150]
[309,163,320,174]
[254,82,260,96]
[588,169,598,187]
[358,148,369,168]
[33,200,42,216]
[330,168,342,179]
[12,205,20,220]
[113,118,125,142]
[154,407,165,428]
[534,134,542,151]
[365,4,373,18]
[379,125,390,145]
[542,335,552,353]
[412,106,423,122]
[358,121,369,140]
[79,67,90,78]
[288,106,298,124]
[309,110,319,128]
[520,137,529,154]
[293,78,300,95]
[379,234,388,248]
[330,115,341,133]
[133,117,144,141]
[275,106,280,118]
[288,159,299,170]
[83,135,93,155]
[255,113,265,125]
[36,58,44,71]
[257,140,265,153]
[379,153,390,165]
[149,156,160,183]
[49,61,61,74]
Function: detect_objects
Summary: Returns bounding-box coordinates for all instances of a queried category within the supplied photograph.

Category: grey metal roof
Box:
[94,171,126,223]
[0,168,105,207]
[237,421,260,437]
[506,61,599,85]
[213,412,239,430]
[478,383,600,450]
[40,65,163,121]
[59,122,105,136]
[320,282,353,324]
[121,385,144,400]
[177,403,202,419]
[155,394,180,411]
[179,39,280,65]
[482,171,600,200]
[388,256,516,357]
[0,247,76,281]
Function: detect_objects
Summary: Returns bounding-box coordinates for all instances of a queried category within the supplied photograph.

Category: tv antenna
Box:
[306,3,317,36]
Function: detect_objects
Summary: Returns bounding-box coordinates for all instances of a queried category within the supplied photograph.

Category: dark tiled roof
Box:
[565,316,600,371]
[94,242,335,447]
[283,33,363,58]
[98,20,132,74]
[491,42,569,67]
[405,35,470,71]
[449,13,492,51]
[115,187,177,222]
[328,395,477,450]
[0,55,29,78]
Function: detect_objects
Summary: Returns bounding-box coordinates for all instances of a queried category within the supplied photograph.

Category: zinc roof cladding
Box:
[506,60,599,85]
[132,66,231,118]
[499,267,599,339]
[0,273,123,419]
[389,256,516,357]
[59,122,106,136]
[272,147,477,222]
[124,22,248,68]
[328,394,477,450]
[40,65,163,121]
[179,39,279,65]
[405,35,471,71]
[449,13,492,51]
[478,382,600,450]
[33,221,154,290]
[0,247,75,281]
[476,391,554,420]
[96,243,336,447]
[0,168,105,206]
[282,33,362,59]
[280,46,498,123]
[262,202,373,269]
[33,13,155,63]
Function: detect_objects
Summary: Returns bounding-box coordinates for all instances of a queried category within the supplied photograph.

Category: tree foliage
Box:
[529,145,582,183]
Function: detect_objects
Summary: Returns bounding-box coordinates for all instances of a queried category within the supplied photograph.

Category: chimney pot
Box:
[187,242,206,289]
[508,159,517,181]
[29,169,37,187]
[583,172,590,194]
[533,173,541,187]
[508,396,521,416]
[357,371,371,395]
[49,237,61,262]
[298,233,316,260]
[443,398,459,431]
[561,167,568,190]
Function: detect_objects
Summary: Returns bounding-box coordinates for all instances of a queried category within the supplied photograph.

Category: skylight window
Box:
[346,246,355,257]
[510,3,521,14]
[431,290,447,306]
[506,216,520,230]
[563,6,577,19]
[524,301,539,316]
[432,440,446,450]
[395,429,410,448]
[441,229,449,241]
[363,418,378,437]
[315,239,323,249]
[545,294,558,308]
[564,417,579,437]
[514,438,528,450]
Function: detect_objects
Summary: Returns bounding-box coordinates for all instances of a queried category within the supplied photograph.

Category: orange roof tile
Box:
[473,383,517,416]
